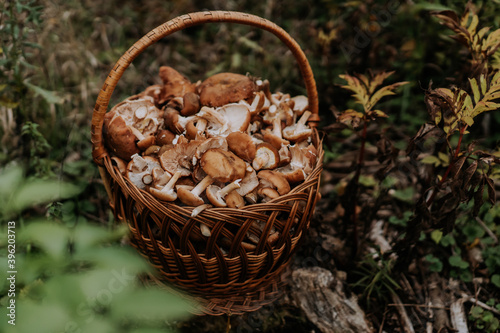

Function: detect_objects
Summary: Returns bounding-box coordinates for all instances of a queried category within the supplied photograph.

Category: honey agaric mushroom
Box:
[177,175,214,206]
[206,180,242,207]
[261,117,290,150]
[200,148,246,183]
[151,166,171,187]
[111,156,127,175]
[252,142,280,171]
[180,92,200,116]
[149,169,183,201]
[159,139,198,175]
[163,107,195,134]
[257,187,280,202]
[104,97,163,160]
[185,118,208,140]
[235,167,259,197]
[291,95,309,116]
[197,106,228,137]
[219,103,251,133]
[158,66,196,104]
[257,170,291,195]
[155,129,175,146]
[226,132,256,162]
[198,73,256,107]
[126,154,161,190]
[244,189,259,204]
[140,84,163,107]
[226,191,245,208]
[278,144,291,166]
[194,137,228,164]
[282,110,313,142]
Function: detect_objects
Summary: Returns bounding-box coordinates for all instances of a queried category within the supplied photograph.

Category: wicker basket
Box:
[91,11,323,315]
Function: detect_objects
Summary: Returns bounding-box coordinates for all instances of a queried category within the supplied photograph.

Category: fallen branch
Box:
[462,294,500,316]
[290,267,374,333]
[391,293,416,333]
[450,298,469,333]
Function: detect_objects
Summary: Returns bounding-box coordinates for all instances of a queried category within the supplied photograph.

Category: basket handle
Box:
[91,10,319,164]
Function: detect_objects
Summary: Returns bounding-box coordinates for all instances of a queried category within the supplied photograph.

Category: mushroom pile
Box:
[104,66,318,211]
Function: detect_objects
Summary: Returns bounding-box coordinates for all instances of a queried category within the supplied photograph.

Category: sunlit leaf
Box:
[421,155,441,166]
[19,220,70,258]
[24,80,64,104]
[110,288,194,323]
[431,229,443,244]
[11,180,82,213]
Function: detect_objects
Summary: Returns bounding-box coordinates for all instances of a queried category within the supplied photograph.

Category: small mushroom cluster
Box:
[104,66,318,211]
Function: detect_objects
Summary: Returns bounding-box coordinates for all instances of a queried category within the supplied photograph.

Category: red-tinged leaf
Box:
[368,110,389,118]
[337,109,364,128]
[462,160,478,189]
[485,177,496,204]
[368,71,394,94]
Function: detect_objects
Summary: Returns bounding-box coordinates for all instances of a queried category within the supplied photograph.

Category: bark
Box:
[290,267,374,333]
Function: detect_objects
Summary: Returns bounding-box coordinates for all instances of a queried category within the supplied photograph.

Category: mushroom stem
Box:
[162,170,183,193]
[191,175,214,197]
[297,110,311,126]
[272,117,283,139]
[219,180,241,197]
[196,118,207,134]
[253,154,268,170]
[128,126,145,141]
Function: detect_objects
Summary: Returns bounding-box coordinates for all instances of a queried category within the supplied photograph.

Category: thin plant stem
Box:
[426,125,468,207]
[351,119,368,257]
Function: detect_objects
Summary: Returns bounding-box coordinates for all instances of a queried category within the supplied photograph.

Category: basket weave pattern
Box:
[92,11,323,315]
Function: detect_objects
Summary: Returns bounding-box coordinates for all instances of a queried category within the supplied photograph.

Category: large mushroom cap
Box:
[104,97,163,160]
[198,73,256,107]
[227,132,256,162]
[200,148,246,183]
[158,66,196,104]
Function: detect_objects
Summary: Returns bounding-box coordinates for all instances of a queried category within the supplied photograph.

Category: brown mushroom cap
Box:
[198,73,256,107]
[180,92,201,117]
[226,132,256,162]
[206,180,241,208]
[104,97,163,160]
[252,142,280,171]
[257,169,291,195]
[226,191,245,208]
[158,66,196,104]
[177,175,214,206]
[159,140,198,176]
[200,148,246,183]
[156,129,176,146]
[104,113,140,160]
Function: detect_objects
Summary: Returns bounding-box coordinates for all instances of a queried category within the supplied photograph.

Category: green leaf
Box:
[110,288,194,323]
[11,180,82,213]
[24,80,64,104]
[425,254,443,272]
[470,305,484,318]
[431,229,443,244]
[421,155,441,166]
[441,234,455,247]
[19,221,70,258]
[491,274,500,288]
[449,255,469,269]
